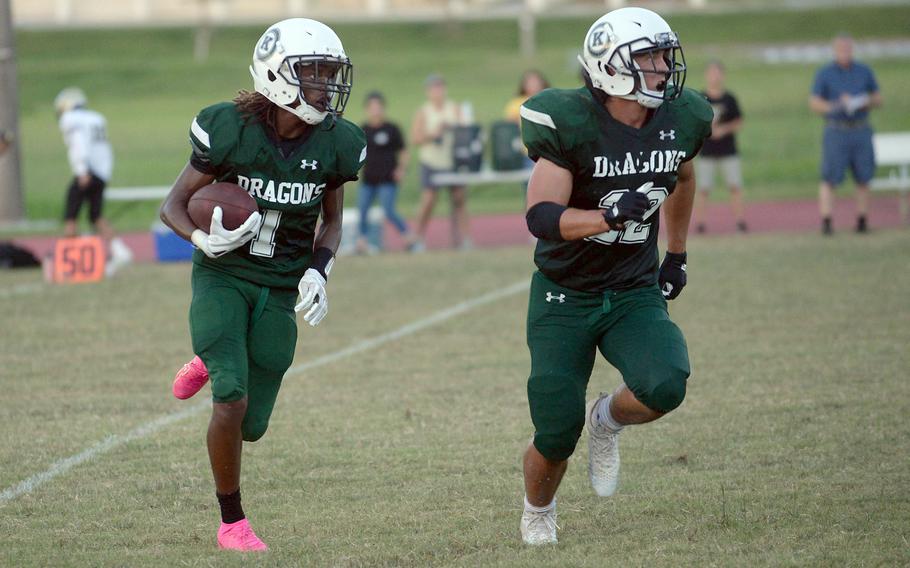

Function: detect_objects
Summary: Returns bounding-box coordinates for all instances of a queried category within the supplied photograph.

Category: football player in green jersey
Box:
[159,18,366,551]
[517,7,713,545]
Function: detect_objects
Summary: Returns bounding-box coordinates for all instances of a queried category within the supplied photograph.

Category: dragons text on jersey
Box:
[189,102,366,289]
[236,175,327,205]
[520,86,712,293]
[593,149,688,178]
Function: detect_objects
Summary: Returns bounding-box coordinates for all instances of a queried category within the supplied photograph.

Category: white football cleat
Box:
[520,506,558,545]
[586,395,621,497]
[105,237,133,277]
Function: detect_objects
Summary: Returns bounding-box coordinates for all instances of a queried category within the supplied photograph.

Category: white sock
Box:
[595,395,624,434]
[524,495,555,514]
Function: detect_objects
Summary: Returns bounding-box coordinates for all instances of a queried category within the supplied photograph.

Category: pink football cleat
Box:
[217,518,268,552]
[172,356,209,400]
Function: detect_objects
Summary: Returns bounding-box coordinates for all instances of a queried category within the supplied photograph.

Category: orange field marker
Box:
[52,236,106,284]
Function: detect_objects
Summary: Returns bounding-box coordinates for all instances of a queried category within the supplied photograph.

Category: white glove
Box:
[191,207,261,259]
[295,268,328,326]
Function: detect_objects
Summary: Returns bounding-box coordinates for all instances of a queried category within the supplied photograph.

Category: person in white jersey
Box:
[55,87,132,274]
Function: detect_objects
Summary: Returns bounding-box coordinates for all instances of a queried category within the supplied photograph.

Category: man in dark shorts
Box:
[695,60,746,233]
[810,34,882,234]
[55,87,132,273]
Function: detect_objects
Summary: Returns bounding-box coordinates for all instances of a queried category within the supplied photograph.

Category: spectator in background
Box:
[357,91,412,254]
[506,70,550,187]
[55,87,132,274]
[410,74,468,252]
[810,33,882,235]
[504,70,550,124]
[694,60,747,233]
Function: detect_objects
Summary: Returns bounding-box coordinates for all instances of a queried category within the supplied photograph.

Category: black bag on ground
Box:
[0,242,41,268]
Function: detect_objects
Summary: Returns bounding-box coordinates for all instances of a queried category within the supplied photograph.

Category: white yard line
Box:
[0,279,528,506]
[0,282,46,300]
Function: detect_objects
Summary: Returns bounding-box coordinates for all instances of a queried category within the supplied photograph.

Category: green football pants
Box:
[189,263,298,442]
[526,271,690,461]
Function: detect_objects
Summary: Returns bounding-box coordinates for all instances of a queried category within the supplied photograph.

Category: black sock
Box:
[217,489,245,524]
[822,217,832,233]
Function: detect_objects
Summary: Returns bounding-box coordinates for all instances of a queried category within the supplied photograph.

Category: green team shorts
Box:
[189,263,298,442]
[527,271,690,461]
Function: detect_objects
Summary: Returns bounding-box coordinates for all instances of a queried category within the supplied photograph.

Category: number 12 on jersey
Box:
[586,185,668,246]
[250,209,281,257]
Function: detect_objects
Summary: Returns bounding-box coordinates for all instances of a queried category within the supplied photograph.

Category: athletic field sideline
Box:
[10,5,910,234]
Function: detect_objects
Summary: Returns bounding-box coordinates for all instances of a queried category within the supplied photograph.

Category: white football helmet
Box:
[54,87,87,115]
[577,7,686,109]
[249,18,353,125]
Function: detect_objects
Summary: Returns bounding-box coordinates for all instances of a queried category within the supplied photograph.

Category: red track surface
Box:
[12,195,907,262]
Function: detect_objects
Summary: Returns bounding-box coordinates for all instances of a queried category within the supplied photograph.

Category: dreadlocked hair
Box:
[233,90,277,126]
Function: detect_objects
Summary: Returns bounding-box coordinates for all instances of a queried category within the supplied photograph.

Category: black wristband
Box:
[526,201,567,241]
[311,247,335,281]
[664,251,687,265]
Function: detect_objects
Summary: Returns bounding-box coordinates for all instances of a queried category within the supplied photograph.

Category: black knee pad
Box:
[642,367,689,413]
[528,375,586,461]
[533,425,583,462]
[241,419,269,442]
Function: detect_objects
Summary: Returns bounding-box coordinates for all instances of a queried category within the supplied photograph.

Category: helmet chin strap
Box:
[250,65,328,126]
[632,67,669,109]
[274,97,327,126]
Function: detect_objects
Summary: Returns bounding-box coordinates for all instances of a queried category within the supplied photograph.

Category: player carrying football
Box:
[159,19,365,551]
[518,7,712,545]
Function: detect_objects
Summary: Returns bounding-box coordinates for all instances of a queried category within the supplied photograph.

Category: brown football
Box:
[188,182,258,231]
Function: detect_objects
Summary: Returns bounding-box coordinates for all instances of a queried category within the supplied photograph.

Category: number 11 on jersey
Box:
[250,209,281,257]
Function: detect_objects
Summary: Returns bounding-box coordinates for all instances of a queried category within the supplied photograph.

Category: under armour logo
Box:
[546,292,566,303]
[300,159,319,170]
[659,130,676,140]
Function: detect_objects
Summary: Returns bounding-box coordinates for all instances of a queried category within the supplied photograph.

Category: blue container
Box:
[152,222,194,262]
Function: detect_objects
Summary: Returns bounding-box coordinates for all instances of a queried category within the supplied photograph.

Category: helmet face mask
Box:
[578,8,687,109]
[622,34,686,107]
[283,55,353,117]
[250,18,353,126]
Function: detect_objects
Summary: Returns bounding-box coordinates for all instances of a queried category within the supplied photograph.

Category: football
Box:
[188,182,259,231]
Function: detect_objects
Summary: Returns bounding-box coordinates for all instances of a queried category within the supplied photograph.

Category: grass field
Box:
[1,230,908,566]
[9,5,910,235]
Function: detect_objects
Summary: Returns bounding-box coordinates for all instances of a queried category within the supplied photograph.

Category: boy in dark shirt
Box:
[357,92,411,252]
[694,61,747,233]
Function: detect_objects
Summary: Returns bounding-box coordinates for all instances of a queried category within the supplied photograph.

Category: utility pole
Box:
[520,0,540,59]
[0,0,24,222]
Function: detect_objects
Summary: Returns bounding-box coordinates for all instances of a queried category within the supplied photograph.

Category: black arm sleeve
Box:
[525,201,567,241]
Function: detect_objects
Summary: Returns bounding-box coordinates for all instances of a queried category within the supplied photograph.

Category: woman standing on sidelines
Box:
[410,74,468,251]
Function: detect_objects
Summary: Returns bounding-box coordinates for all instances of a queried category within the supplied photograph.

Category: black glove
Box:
[658,252,687,300]
[603,191,650,230]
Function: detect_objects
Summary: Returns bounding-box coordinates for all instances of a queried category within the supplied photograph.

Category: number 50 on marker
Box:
[51,236,106,284]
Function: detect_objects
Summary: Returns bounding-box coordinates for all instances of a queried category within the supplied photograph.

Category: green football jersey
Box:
[188,102,366,290]
[521,87,713,293]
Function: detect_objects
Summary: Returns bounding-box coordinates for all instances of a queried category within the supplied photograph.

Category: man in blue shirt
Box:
[810,34,882,234]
